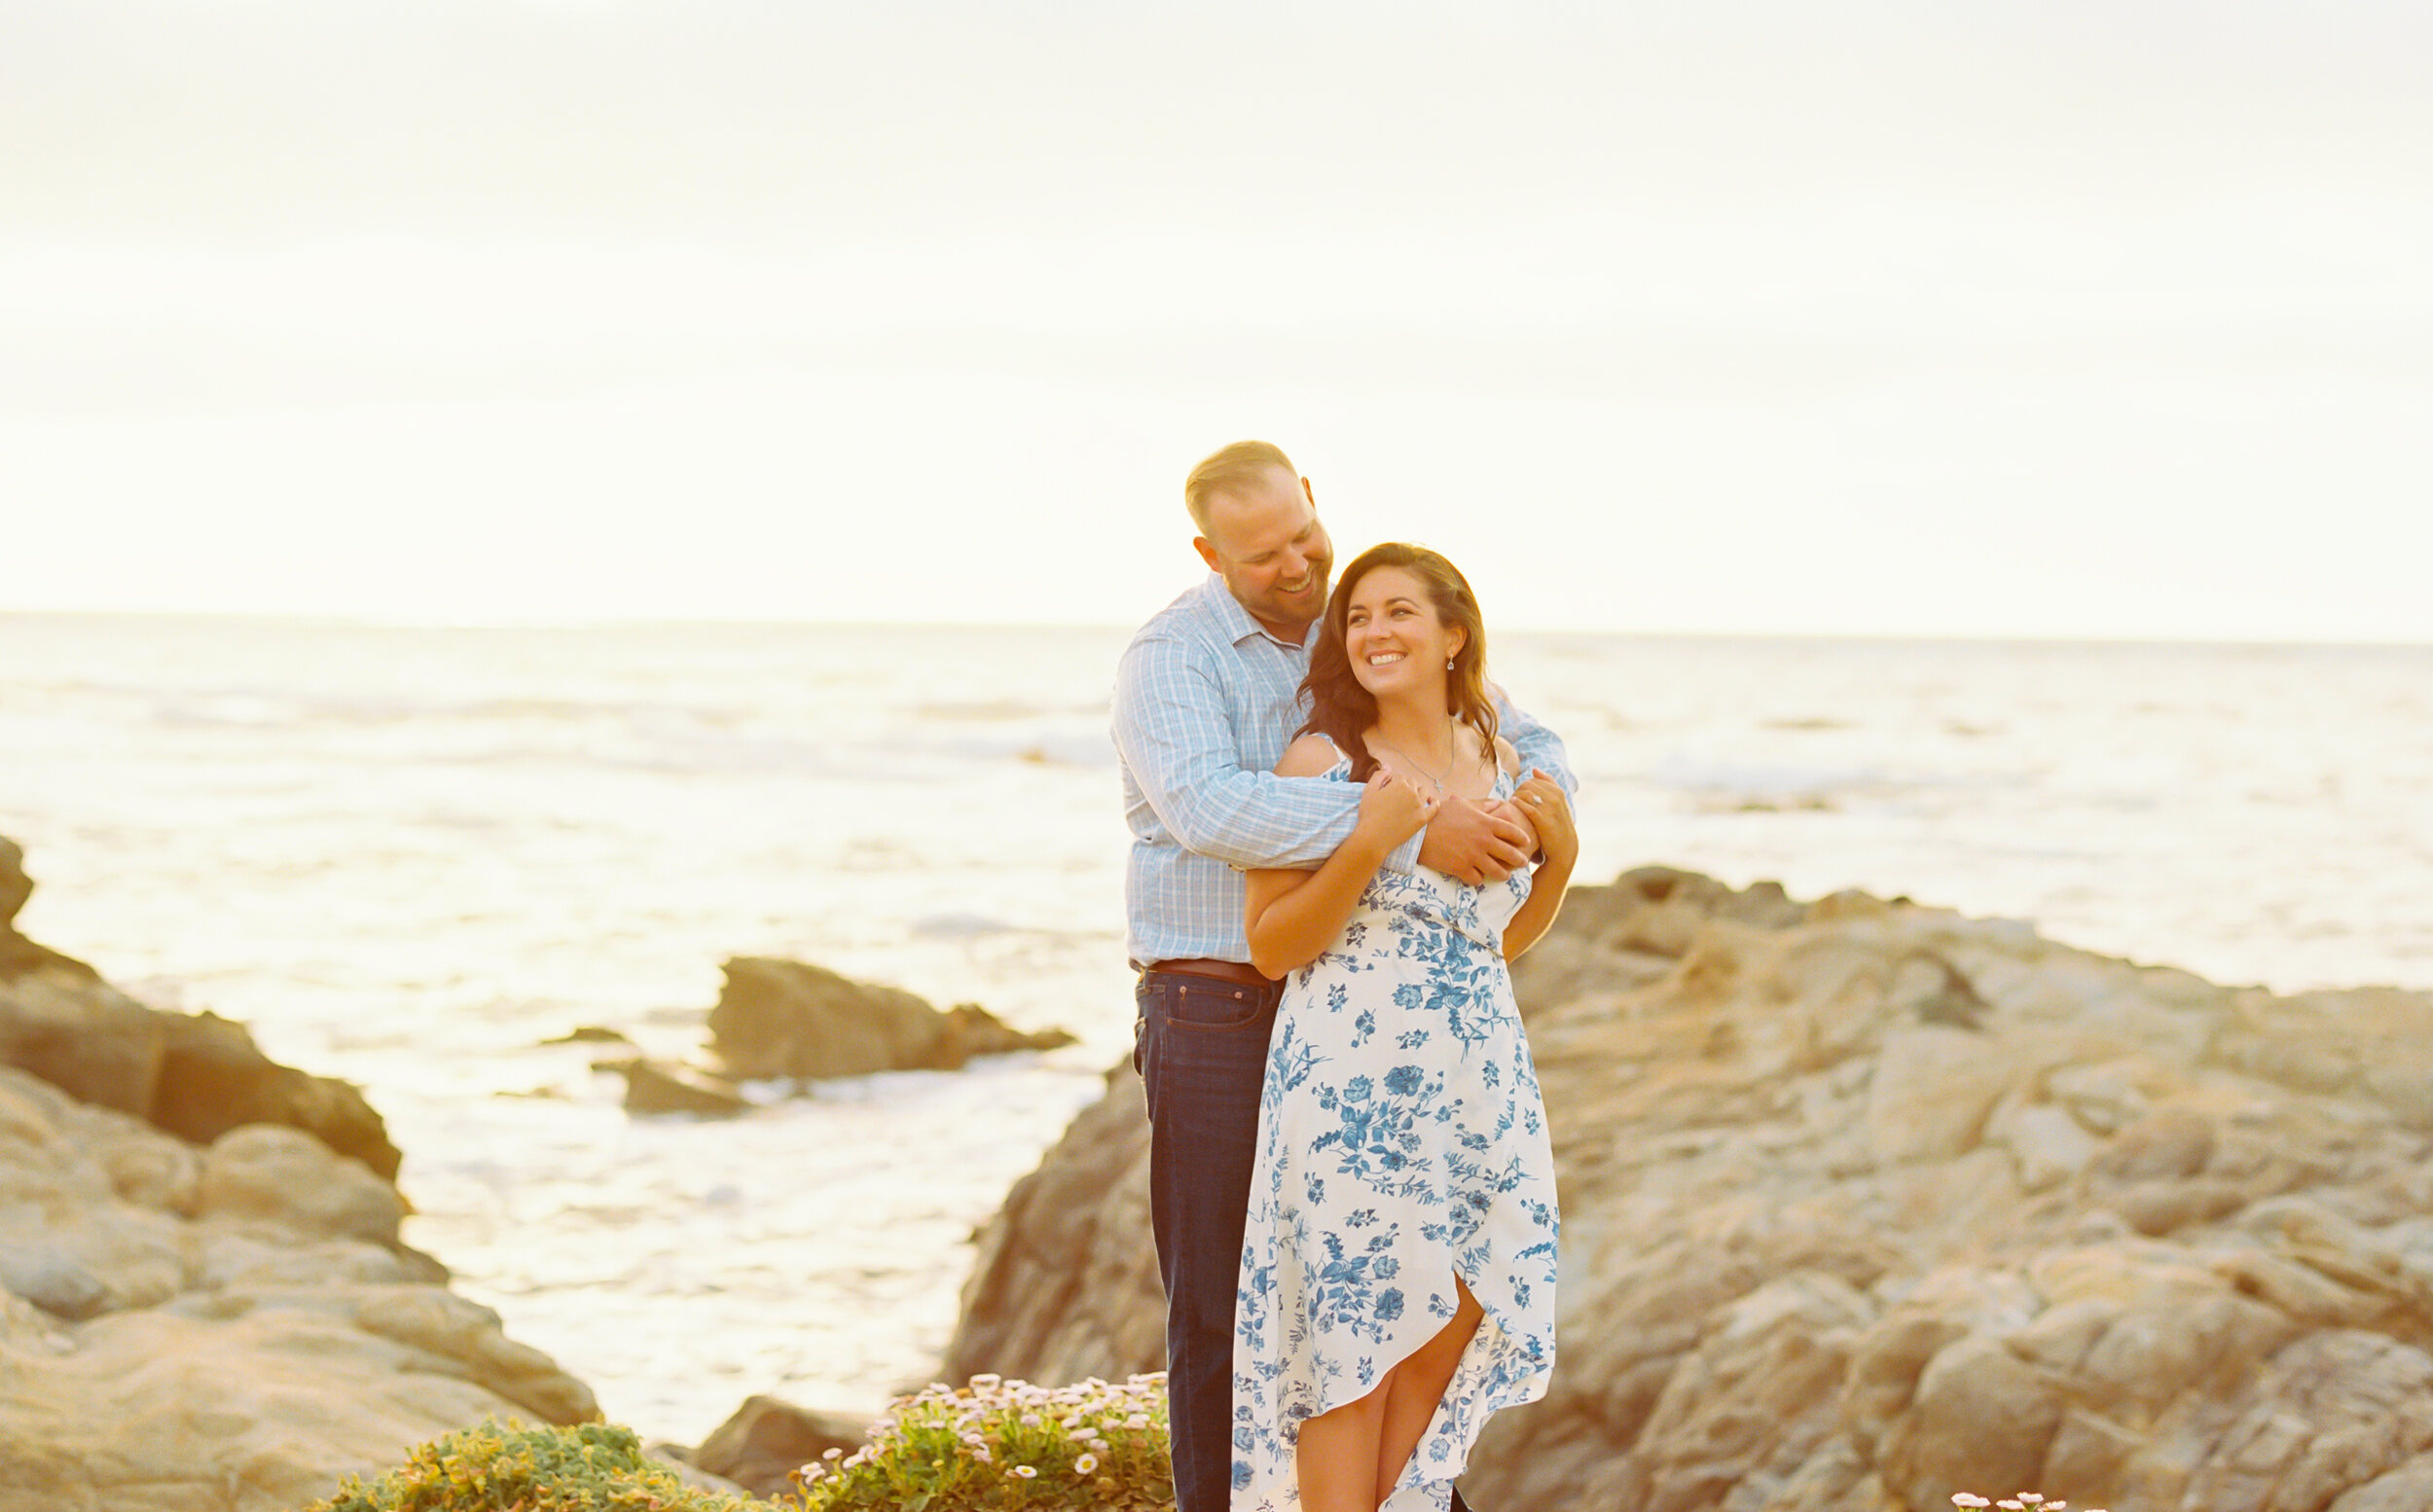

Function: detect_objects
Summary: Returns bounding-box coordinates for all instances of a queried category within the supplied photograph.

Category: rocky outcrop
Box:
[942,865,2433,1512]
[0,1064,597,1512]
[708,955,1076,1081]
[602,955,1085,1117]
[943,1062,1165,1389]
[0,840,400,1180]
[688,1395,869,1499]
[0,839,595,1512]
[605,1056,755,1117]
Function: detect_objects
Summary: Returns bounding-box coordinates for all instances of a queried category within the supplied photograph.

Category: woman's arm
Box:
[1245,739,1437,978]
[1501,770,1579,961]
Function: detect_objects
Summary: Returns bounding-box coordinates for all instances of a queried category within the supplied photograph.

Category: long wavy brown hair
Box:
[1299,542,1498,781]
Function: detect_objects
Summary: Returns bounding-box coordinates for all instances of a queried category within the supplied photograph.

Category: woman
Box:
[1231,543,1576,1512]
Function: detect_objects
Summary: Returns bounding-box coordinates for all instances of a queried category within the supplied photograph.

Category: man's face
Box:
[1194,468,1334,642]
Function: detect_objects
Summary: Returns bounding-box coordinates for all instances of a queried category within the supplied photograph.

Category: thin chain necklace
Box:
[1371,714,1462,794]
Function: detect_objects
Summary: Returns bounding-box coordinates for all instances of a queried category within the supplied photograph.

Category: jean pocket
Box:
[1157,978,1271,1032]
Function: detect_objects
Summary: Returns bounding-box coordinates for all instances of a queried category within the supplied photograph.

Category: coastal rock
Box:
[941,867,2433,1512]
[0,841,400,1179]
[0,1063,597,1512]
[707,955,1076,1081]
[0,840,595,1512]
[943,1062,1161,1389]
[545,1024,635,1046]
[0,836,84,981]
[692,1395,870,1499]
[0,839,31,937]
[608,1057,753,1118]
[197,1122,411,1244]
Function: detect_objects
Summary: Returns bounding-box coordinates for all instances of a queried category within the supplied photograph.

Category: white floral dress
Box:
[1231,754,1559,1511]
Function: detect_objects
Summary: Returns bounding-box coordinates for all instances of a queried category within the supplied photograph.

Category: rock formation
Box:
[707,954,1076,1081]
[942,1061,1165,1389]
[686,1395,870,1499]
[0,1062,599,1512]
[605,1055,756,1117]
[943,866,2433,1512]
[1,838,400,1180]
[0,839,597,1512]
[603,955,1085,1116]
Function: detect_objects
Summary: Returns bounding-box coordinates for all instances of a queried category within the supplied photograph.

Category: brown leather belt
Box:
[1145,957,1279,988]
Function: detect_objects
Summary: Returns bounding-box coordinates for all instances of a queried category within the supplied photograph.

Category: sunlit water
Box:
[5,614,2429,1444]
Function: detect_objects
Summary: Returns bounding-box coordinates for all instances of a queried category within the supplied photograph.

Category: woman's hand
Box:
[1247,764,1438,978]
[1511,771,1577,874]
[1355,766,1439,850]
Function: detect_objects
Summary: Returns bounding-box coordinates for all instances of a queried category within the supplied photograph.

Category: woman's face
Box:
[1343,564,1466,702]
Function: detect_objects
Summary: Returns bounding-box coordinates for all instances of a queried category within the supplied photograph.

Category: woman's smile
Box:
[1343,564,1459,700]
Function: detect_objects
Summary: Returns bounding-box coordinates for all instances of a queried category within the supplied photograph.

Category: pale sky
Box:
[5,0,2430,638]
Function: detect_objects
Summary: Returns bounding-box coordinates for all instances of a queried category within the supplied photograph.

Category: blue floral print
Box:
[1232,756,1559,1511]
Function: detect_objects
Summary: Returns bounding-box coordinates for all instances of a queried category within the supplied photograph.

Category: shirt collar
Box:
[1204,573,1310,652]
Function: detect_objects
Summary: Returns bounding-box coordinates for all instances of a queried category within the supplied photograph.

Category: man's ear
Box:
[1193,536,1222,573]
[1301,477,1316,507]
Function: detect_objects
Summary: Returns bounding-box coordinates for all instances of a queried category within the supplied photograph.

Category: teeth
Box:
[1366,652,1404,666]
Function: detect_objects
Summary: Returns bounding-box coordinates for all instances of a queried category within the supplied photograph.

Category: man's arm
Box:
[1414,687,1576,885]
[1112,633,1421,872]
[1494,685,1577,798]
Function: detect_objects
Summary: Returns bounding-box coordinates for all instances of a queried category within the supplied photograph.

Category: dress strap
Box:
[1311,733,1356,780]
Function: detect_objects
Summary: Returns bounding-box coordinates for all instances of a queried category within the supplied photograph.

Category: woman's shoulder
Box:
[1491,733,1521,776]
[1275,732,1351,777]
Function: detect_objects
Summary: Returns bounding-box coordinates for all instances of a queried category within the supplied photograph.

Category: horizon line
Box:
[4,607,2428,653]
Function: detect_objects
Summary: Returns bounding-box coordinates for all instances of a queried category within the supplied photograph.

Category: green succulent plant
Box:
[309,1419,760,1512]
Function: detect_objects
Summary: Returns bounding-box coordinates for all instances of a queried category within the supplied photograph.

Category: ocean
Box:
[3,612,2428,1446]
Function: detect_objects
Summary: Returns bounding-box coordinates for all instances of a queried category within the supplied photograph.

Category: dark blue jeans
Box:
[1135,968,1281,1512]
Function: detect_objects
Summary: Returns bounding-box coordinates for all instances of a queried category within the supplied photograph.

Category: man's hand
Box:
[1417,796,1535,885]
[1486,795,1540,857]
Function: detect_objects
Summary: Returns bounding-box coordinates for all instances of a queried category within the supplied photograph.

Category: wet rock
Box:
[544,1024,633,1045]
[942,867,2433,1512]
[608,1058,751,1118]
[707,955,1076,1081]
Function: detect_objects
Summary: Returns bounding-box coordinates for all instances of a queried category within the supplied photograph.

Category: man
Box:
[1111,440,1574,1512]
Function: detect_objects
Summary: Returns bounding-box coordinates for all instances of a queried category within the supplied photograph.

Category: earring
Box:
[1445,658,1455,670]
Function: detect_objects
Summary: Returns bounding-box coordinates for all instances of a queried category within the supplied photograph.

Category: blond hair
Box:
[1182,441,1298,534]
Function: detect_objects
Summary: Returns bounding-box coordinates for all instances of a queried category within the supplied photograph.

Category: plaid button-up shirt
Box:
[1112,574,1573,968]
